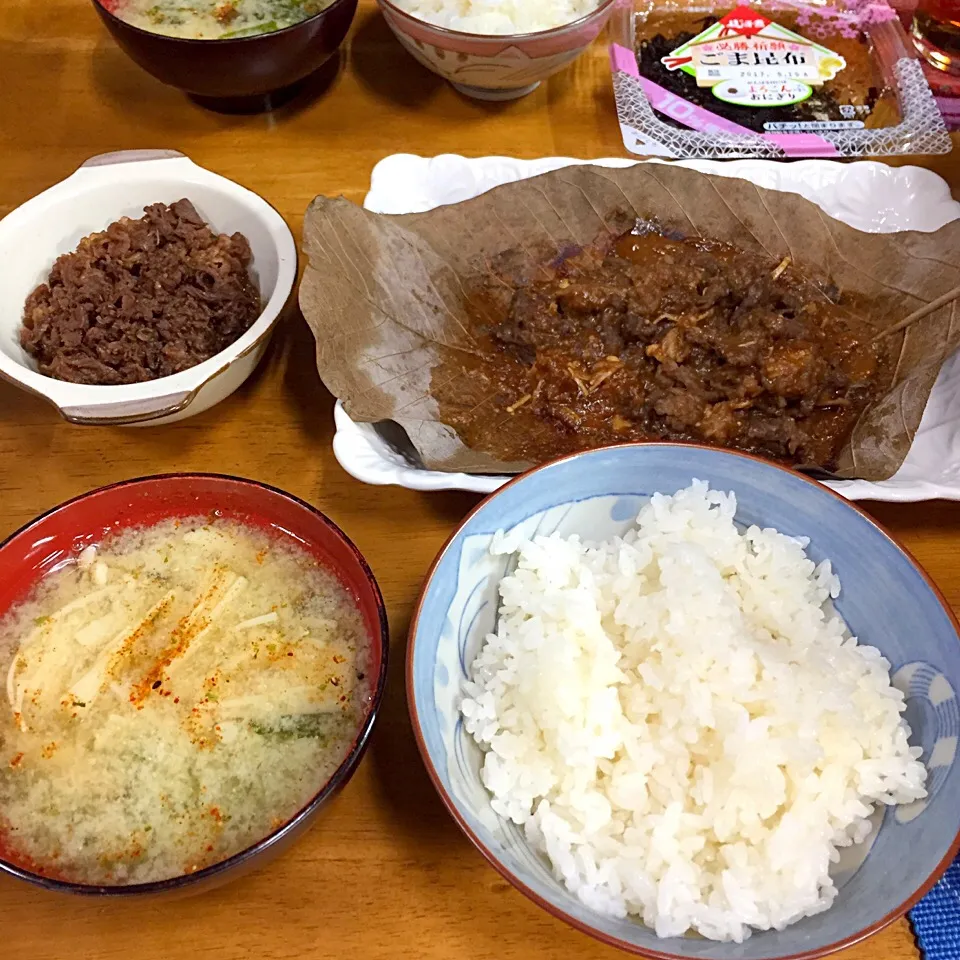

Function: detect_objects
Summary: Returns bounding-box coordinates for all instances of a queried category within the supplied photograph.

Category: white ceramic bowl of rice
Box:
[407,443,960,958]
[376,0,618,100]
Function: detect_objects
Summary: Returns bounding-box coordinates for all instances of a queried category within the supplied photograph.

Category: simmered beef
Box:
[443,228,892,472]
[20,200,260,386]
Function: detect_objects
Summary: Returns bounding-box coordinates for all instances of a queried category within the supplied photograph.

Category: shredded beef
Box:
[438,228,893,473]
[20,199,261,386]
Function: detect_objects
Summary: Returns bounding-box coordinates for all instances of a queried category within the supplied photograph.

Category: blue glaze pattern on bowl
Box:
[408,444,960,959]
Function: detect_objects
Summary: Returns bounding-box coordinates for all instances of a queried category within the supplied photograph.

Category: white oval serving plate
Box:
[333,154,960,503]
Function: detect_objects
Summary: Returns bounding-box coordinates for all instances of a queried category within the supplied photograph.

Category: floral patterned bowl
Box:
[376,0,620,100]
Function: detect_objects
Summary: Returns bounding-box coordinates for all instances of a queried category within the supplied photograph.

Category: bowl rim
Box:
[406,440,960,960]
[376,0,619,42]
[90,0,357,44]
[0,151,298,424]
[0,472,390,896]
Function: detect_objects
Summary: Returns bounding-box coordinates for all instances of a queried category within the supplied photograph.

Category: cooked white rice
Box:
[391,0,603,34]
[460,481,927,942]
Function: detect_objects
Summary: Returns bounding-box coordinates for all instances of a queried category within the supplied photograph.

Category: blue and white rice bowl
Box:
[407,443,960,960]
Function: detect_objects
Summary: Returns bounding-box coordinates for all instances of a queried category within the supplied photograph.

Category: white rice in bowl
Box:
[389,0,604,35]
[460,481,927,942]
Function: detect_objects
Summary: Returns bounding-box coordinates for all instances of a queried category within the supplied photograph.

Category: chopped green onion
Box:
[220,20,278,38]
[248,713,343,741]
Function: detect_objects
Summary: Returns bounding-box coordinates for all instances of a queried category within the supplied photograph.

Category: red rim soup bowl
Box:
[0,473,388,897]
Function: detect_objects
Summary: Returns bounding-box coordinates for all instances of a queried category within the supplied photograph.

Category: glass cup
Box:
[912,0,960,73]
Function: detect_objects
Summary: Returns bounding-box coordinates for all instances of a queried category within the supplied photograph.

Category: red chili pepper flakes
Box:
[131,583,223,707]
[8,753,24,769]
[41,742,58,760]
[0,824,71,881]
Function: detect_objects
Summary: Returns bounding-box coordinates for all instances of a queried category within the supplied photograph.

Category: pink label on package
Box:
[610,45,840,157]
[611,43,642,78]
[765,133,840,156]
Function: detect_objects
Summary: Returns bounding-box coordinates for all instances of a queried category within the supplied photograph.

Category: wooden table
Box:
[0,3,956,958]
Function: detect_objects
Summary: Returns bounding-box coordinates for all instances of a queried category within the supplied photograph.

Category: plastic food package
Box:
[609,0,952,158]
[923,60,960,129]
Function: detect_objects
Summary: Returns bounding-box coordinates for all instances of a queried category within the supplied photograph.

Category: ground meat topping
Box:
[20,199,260,386]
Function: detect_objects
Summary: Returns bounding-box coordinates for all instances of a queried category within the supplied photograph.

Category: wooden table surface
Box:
[0,3,957,958]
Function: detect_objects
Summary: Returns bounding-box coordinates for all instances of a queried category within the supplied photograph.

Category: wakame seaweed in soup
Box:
[103,0,335,39]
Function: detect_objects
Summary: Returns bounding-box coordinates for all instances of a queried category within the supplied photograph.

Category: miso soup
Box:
[0,517,372,885]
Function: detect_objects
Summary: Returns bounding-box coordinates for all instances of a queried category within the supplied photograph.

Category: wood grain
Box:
[0,3,955,957]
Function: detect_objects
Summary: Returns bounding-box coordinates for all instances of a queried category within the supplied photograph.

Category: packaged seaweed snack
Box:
[610,0,951,157]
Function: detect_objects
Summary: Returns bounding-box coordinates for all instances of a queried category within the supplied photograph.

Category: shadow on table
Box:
[349,6,445,109]
[423,488,487,526]
[245,52,345,121]
[280,304,340,450]
[364,495,487,841]
[366,615,461,838]
[89,36,345,128]
[0,376,48,427]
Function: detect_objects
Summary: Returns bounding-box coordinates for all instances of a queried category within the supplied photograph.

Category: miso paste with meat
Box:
[444,227,892,471]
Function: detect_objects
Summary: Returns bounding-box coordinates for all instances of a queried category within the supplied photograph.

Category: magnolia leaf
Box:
[300,163,960,480]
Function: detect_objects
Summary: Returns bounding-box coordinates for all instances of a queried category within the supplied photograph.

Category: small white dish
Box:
[332,154,960,503]
[0,150,297,426]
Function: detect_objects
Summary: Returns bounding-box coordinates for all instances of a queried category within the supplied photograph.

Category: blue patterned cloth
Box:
[910,856,960,959]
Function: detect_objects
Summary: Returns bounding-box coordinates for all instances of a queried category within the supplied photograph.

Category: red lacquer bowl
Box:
[0,474,389,897]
